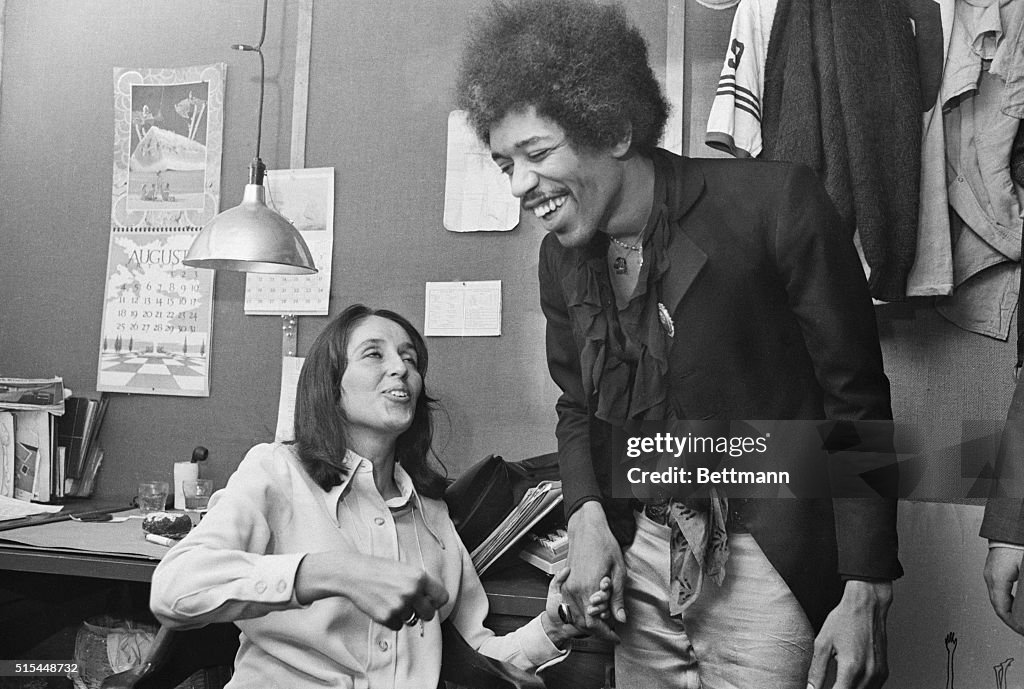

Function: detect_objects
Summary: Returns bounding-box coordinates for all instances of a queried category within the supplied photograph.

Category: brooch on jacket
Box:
[658,302,675,338]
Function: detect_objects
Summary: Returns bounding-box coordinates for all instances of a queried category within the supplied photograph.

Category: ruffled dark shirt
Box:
[569,160,730,613]
[569,161,673,429]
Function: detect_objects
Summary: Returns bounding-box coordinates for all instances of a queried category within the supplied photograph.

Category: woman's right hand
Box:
[562,501,626,643]
[296,551,450,630]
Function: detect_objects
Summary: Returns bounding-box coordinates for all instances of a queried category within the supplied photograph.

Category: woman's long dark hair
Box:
[292,304,447,499]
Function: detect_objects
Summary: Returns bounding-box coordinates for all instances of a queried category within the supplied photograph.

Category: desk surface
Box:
[0,507,552,617]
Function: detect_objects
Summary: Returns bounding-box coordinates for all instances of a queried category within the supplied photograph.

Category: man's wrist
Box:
[565,496,604,522]
[842,579,893,608]
[990,541,1024,551]
[567,500,606,531]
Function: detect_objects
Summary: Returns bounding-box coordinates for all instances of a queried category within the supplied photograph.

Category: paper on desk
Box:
[0,510,169,559]
[275,356,305,442]
[0,494,64,521]
[424,281,502,337]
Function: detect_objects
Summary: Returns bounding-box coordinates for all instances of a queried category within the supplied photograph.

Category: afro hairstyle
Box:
[455,0,670,151]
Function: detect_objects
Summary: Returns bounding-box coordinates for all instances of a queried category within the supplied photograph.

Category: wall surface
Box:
[0,0,669,496]
[1,1,1023,685]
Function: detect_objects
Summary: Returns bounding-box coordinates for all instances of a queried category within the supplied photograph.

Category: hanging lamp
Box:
[184,0,316,274]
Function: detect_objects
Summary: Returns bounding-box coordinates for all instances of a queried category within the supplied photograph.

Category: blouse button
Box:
[378,638,390,652]
[255,581,267,594]
[374,517,386,526]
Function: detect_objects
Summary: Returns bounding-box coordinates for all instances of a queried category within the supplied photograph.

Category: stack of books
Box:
[0,377,108,504]
[58,394,109,498]
[518,527,568,574]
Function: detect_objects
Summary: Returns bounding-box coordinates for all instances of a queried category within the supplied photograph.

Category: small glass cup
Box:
[182,478,214,525]
[137,481,169,514]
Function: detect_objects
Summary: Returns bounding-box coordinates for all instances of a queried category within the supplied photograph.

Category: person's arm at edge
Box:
[538,234,626,639]
[771,165,898,689]
[446,517,573,671]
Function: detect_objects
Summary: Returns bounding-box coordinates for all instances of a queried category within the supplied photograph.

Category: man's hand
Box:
[984,546,1024,635]
[562,501,626,643]
[807,580,892,689]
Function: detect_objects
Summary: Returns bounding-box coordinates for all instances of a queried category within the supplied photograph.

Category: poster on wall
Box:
[442,110,521,233]
[97,63,226,397]
[243,167,335,316]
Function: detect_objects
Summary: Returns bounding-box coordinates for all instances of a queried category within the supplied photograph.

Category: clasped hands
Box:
[555,502,629,644]
[297,549,597,646]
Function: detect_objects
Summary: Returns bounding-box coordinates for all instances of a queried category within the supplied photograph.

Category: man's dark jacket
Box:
[538,149,902,632]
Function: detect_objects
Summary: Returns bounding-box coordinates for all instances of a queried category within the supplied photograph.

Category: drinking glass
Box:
[137,481,169,514]
[182,478,214,524]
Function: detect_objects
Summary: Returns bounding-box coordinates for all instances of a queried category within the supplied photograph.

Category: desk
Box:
[0,518,613,689]
[0,545,157,581]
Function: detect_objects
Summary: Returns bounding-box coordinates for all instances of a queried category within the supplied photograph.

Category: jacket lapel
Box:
[658,154,708,316]
[660,231,707,317]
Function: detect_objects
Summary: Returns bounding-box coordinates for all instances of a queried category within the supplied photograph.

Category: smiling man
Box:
[455,1,901,688]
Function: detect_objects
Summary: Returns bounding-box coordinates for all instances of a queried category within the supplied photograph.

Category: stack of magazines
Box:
[0,377,108,504]
[470,480,563,575]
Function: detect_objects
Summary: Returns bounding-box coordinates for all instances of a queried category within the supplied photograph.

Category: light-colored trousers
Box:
[614,511,815,689]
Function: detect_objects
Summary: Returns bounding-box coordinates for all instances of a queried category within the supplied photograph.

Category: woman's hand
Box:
[541,567,584,647]
[561,502,626,643]
[296,551,450,630]
[586,576,613,619]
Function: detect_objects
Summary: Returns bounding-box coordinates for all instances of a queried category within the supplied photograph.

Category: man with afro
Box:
[456,1,900,688]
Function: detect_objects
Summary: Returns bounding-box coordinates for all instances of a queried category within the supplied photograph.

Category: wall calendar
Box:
[244,167,335,316]
[97,63,226,397]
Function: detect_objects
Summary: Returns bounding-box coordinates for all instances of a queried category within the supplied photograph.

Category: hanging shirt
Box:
[705,0,778,158]
[936,0,1024,339]
[906,0,957,298]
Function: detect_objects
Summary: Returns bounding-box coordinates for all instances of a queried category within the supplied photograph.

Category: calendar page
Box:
[97,229,214,396]
[97,63,225,397]
[244,167,334,315]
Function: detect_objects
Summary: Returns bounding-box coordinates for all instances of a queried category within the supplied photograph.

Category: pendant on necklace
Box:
[613,256,628,275]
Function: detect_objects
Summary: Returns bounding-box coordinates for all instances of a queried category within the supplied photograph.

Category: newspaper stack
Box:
[470,480,563,575]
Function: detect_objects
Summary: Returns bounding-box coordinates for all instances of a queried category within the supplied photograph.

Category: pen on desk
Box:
[145,533,179,547]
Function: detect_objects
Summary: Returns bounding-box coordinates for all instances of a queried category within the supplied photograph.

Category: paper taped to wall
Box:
[424,281,502,337]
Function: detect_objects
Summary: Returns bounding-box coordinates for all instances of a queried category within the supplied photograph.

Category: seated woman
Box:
[150,304,589,687]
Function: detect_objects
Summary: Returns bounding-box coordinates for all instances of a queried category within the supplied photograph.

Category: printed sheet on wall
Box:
[243,167,335,316]
[97,63,226,397]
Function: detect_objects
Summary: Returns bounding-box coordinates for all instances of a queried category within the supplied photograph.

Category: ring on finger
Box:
[404,611,420,627]
[557,602,574,625]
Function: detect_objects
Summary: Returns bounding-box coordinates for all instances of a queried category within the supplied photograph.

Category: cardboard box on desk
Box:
[0,376,67,505]
[10,410,59,503]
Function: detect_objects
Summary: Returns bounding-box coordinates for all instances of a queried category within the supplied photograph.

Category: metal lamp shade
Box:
[183,182,317,274]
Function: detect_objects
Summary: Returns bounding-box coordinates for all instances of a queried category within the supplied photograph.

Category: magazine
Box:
[470,480,563,575]
[0,377,66,415]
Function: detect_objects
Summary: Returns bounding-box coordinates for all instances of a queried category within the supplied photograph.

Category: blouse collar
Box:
[323,449,416,519]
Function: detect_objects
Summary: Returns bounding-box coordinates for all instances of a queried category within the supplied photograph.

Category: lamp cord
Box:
[232,0,270,180]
